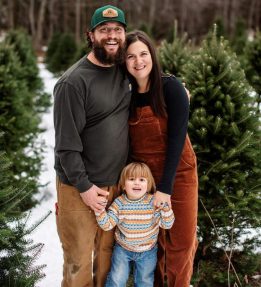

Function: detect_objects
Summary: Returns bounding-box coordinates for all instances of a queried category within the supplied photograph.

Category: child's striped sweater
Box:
[96,193,174,252]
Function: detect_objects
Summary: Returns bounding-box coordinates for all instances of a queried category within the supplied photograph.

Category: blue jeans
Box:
[105,243,158,287]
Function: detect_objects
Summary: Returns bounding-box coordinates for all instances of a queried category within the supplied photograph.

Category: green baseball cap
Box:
[90,5,127,31]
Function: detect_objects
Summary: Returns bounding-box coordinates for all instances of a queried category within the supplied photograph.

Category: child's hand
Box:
[95,207,106,217]
[154,202,164,211]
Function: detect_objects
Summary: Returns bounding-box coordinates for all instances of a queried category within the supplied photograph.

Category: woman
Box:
[125,30,198,287]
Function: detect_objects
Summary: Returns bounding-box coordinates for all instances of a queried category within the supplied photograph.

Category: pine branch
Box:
[25,210,52,235]
[200,199,242,286]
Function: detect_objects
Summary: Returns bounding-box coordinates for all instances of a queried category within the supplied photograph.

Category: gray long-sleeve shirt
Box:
[54,56,131,192]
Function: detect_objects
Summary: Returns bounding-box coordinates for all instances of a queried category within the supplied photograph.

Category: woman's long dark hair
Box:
[125,30,166,117]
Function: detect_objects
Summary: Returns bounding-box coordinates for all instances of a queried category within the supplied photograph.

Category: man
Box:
[54,5,131,287]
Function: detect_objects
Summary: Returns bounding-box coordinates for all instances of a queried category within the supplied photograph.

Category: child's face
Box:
[124,176,148,200]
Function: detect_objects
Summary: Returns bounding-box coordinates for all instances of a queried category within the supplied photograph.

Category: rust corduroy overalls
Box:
[129,106,198,287]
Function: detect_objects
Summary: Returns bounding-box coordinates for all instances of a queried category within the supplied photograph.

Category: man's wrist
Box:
[77,181,93,193]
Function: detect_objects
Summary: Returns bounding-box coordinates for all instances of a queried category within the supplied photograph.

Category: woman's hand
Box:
[153,191,171,209]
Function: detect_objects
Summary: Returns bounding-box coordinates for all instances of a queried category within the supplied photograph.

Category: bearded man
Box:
[53,5,131,287]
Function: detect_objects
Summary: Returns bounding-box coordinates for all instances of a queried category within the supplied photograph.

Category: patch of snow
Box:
[29,63,63,287]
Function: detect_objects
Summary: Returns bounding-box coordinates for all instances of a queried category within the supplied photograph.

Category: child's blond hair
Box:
[118,162,156,193]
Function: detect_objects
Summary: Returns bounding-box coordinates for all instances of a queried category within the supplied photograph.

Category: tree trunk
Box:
[34,0,48,50]
[256,0,261,29]
[48,0,57,41]
[247,0,257,30]
[162,0,171,15]
[63,1,69,33]
[223,0,230,33]
[148,0,156,30]
[29,0,35,37]
[7,0,14,29]
[75,0,81,44]
[229,0,238,36]
[180,0,188,34]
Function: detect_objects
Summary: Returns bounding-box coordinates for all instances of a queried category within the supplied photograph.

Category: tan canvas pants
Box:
[56,179,119,287]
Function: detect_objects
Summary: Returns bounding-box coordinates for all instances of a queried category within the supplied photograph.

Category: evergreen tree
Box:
[231,19,248,57]
[47,33,78,74]
[45,32,62,71]
[138,23,153,39]
[0,132,48,286]
[158,21,190,78]
[5,29,41,93]
[0,42,43,210]
[214,18,227,39]
[182,25,261,286]
[5,29,50,113]
[73,41,91,63]
[244,31,261,114]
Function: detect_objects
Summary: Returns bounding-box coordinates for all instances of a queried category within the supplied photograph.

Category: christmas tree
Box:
[158,21,190,78]
[47,33,78,74]
[182,25,261,286]
[0,39,45,210]
[244,31,261,114]
[0,132,49,286]
[5,29,51,114]
[45,32,63,71]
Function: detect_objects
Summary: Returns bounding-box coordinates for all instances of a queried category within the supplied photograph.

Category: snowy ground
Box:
[30,63,63,287]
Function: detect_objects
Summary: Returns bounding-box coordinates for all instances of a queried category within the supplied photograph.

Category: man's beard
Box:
[92,39,125,65]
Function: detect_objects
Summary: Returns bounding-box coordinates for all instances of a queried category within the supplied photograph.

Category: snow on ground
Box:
[29,63,62,287]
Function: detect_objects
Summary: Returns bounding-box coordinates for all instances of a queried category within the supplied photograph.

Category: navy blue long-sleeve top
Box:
[132,75,189,195]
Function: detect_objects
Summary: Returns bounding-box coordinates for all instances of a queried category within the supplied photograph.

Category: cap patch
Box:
[102,8,118,18]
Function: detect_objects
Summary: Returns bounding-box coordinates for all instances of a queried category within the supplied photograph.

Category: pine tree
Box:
[214,18,227,39]
[5,29,41,93]
[47,33,78,74]
[45,32,62,71]
[231,19,248,57]
[158,21,191,78]
[138,22,153,39]
[0,42,43,210]
[5,29,50,113]
[182,25,261,286]
[0,132,49,286]
[244,31,261,114]
[73,41,91,63]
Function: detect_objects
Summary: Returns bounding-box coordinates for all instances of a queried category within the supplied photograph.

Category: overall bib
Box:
[129,106,198,287]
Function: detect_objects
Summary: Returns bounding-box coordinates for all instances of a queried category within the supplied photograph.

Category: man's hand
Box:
[153,191,171,209]
[80,185,109,213]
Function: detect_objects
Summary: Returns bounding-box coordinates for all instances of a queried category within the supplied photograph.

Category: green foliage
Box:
[231,19,248,56]
[214,18,227,39]
[182,24,261,286]
[138,23,153,39]
[46,33,78,74]
[0,35,49,210]
[193,249,261,287]
[158,21,191,78]
[73,41,91,63]
[5,29,50,113]
[45,32,62,68]
[0,137,48,286]
[244,31,261,114]
[5,29,40,92]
